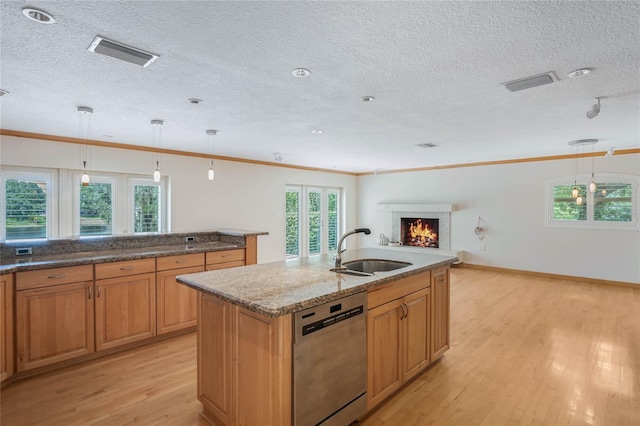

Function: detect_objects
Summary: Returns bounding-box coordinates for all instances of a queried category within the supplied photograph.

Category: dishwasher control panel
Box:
[302,305,364,336]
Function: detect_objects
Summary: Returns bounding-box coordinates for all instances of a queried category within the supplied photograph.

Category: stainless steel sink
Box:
[342,259,412,274]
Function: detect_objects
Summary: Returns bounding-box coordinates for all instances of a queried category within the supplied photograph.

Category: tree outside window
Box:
[5,179,47,240]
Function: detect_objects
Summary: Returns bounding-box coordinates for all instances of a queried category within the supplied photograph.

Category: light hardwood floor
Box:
[1,267,638,425]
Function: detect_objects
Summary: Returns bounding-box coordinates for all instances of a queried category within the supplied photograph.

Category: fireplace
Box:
[401,217,439,248]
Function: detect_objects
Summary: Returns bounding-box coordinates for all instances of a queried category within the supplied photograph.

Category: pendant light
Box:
[151,119,163,182]
[568,138,598,205]
[78,106,93,186]
[206,129,217,181]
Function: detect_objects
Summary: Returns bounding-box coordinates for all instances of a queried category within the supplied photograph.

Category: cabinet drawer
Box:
[156,253,204,271]
[367,271,431,310]
[206,260,245,271]
[16,265,93,290]
[206,249,245,265]
[95,258,156,280]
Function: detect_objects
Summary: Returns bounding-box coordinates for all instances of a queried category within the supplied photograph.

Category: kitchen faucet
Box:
[334,228,371,268]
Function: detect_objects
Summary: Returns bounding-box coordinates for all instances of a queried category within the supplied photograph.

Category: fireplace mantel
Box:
[376,204,454,213]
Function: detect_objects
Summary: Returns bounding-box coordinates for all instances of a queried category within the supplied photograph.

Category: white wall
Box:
[357,154,640,284]
[0,136,358,264]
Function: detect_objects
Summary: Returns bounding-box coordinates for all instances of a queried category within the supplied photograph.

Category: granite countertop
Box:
[177,247,458,318]
[0,241,243,273]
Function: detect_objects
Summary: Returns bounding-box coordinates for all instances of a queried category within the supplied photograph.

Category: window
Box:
[131,179,164,234]
[286,185,342,258]
[1,170,54,241]
[75,175,115,236]
[547,174,638,229]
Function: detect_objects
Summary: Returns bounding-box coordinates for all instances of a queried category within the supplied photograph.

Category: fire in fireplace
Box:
[401,217,439,248]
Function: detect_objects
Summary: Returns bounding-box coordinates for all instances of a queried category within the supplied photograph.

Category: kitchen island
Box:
[177,248,457,426]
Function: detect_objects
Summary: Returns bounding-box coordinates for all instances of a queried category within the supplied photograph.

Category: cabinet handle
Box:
[400,303,408,320]
[221,255,231,258]
[120,266,135,271]
[88,286,92,300]
[48,274,65,279]
[437,279,446,284]
[97,285,101,297]
[176,260,188,264]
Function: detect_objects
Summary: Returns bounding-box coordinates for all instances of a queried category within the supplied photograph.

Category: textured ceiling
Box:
[1,1,639,173]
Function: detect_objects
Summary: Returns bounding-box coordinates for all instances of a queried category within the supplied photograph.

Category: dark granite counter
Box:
[177,248,457,318]
[0,229,267,274]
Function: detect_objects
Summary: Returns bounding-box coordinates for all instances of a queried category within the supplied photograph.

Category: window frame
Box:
[0,168,58,241]
[72,173,117,237]
[129,177,168,235]
[286,185,343,259]
[546,173,639,230]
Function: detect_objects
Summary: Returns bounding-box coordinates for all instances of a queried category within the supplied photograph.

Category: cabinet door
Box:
[403,288,430,383]
[95,272,156,351]
[156,266,202,335]
[431,267,450,360]
[1,274,15,381]
[16,281,94,372]
[367,299,403,410]
[198,293,232,425]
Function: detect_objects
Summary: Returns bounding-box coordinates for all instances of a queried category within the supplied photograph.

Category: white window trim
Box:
[287,185,343,259]
[128,177,168,235]
[72,173,117,237]
[545,173,639,230]
[0,167,58,241]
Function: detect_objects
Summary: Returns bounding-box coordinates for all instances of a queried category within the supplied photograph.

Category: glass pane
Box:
[594,183,632,222]
[5,179,47,240]
[286,190,300,257]
[80,183,113,236]
[553,184,587,221]
[134,185,161,233]
[327,192,338,251]
[308,191,321,254]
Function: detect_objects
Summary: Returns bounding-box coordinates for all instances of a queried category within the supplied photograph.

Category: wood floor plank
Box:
[2,267,638,425]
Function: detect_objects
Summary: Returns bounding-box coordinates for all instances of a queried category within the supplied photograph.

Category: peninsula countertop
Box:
[177,248,458,317]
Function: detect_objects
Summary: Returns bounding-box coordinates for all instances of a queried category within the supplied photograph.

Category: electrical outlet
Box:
[16,247,32,256]
[185,236,195,242]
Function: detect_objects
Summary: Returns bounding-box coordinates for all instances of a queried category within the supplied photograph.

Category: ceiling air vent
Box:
[88,36,158,67]
[501,71,557,92]
[416,143,437,148]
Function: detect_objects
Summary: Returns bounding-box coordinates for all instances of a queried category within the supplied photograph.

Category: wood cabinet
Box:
[431,267,450,361]
[156,253,204,335]
[198,292,291,426]
[206,249,246,271]
[1,273,14,381]
[15,266,94,372]
[366,271,431,410]
[95,259,156,351]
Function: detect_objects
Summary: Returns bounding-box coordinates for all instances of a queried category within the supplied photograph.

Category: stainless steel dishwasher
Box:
[293,291,367,426]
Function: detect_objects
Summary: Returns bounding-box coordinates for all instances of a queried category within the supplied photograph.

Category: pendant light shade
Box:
[589,180,596,193]
[576,196,583,206]
[206,129,217,181]
[151,119,163,181]
[78,106,93,186]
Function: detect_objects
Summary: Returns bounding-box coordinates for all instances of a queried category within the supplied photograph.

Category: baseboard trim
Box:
[459,263,639,288]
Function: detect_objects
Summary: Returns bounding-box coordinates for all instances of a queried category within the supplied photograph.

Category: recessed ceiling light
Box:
[22,8,56,24]
[311,129,323,134]
[568,68,592,78]
[188,98,203,104]
[292,68,311,78]
[102,135,113,138]
[361,96,375,102]
[0,89,9,97]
